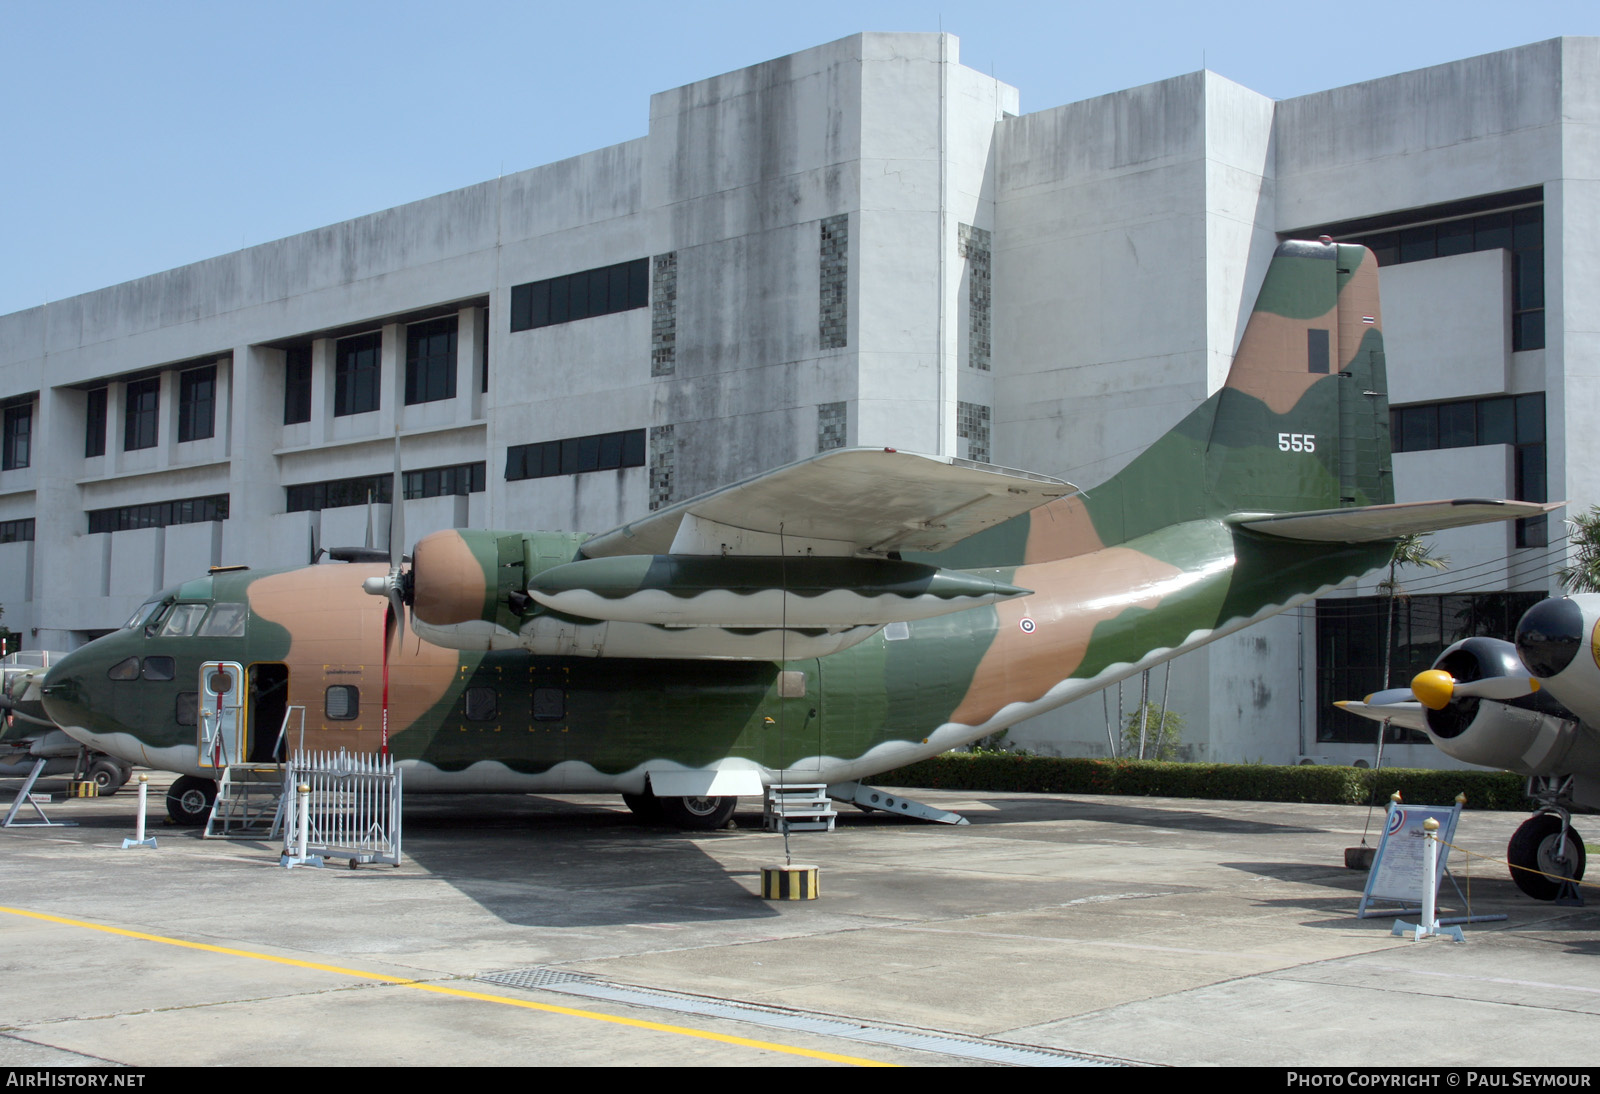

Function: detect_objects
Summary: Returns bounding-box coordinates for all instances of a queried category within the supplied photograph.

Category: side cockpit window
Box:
[199,603,247,637]
[123,601,162,631]
[142,656,175,681]
[159,604,208,637]
[107,657,139,681]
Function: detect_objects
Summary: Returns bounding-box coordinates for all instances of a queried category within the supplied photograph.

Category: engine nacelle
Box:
[1423,634,1599,776]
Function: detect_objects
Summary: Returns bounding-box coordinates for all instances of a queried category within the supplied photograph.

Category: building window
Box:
[2,404,31,471]
[284,345,312,425]
[405,317,457,405]
[177,365,215,443]
[85,387,107,457]
[334,332,381,417]
[509,259,649,332]
[505,429,646,481]
[286,474,391,513]
[1291,189,1544,351]
[1317,593,1544,744]
[87,494,229,535]
[402,461,485,500]
[124,377,159,451]
[0,519,35,543]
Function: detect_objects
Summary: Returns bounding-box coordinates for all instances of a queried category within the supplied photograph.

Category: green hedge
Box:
[878,754,1528,810]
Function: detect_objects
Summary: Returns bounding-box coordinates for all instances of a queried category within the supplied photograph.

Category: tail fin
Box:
[1046,240,1391,552]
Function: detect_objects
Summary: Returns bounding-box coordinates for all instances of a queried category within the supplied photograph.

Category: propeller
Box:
[360,439,409,755]
[1410,668,1539,711]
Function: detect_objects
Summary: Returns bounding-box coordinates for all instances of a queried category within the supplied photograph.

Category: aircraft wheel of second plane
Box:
[166,775,217,827]
[656,795,738,830]
[1507,812,1587,901]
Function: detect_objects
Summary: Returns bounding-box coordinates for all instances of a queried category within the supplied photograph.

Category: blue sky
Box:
[3,0,1595,318]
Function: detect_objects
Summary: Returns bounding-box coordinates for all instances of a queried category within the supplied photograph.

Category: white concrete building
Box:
[0,32,1590,765]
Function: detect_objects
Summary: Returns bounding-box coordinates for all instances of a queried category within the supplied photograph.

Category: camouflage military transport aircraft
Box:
[1338,594,1600,900]
[39,240,1555,829]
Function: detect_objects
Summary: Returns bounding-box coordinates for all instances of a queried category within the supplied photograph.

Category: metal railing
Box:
[281,749,402,868]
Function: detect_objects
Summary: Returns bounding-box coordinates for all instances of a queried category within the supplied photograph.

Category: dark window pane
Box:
[510,284,533,332]
[405,317,457,405]
[623,429,645,466]
[1437,402,1475,448]
[540,442,560,477]
[1517,515,1549,549]
[1514,310,1545,351]
[550,278,569,324]
[1474,212,1512,252]
[597,431,623,469]
[108,657,140,681]
[178,365,216,443]
[142,656,175,681]
[610,265,630,311]
[1398,405,1438,451]
[284,346,312,425]
[1435,220,1473,257]
[560,437,581,474]
[175,692,198,726]
[587,268,609,316]
[1515,393,1545,444]
[1515,250,1544,310]
[2,404,30,470]
[334,332,381,417]
[1516,443,1547,502]
[628,258,650,307]
[1477,397,1515,446]
[529,282,550,328]
[1399,225,1436,263]
[125,378,160,451]
[85,388,107,458]
[576,434,600,472]
[1513,205,1543,249]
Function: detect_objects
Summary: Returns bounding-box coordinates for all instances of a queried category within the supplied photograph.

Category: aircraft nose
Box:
[1515,596,1585,679]
[40,650,90,727]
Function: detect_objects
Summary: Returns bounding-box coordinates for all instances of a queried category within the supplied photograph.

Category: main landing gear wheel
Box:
[1507,813,1586,901]
[87,758,128,797]
[166,775,217,826]
[622,792,664,822]
[656,795,737,830]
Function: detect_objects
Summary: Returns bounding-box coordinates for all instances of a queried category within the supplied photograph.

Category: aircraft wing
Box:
[1234,499,1563,543]
[580,446,1077,558]
[1333,695,1431,733]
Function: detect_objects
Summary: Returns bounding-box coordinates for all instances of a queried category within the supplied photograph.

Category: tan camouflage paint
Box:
[411,530,490,626]
[248,564,461,749]
[950,547,1187,725]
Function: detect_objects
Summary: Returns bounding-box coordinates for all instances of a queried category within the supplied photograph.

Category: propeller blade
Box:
[380,601,394,756]
[1410,668,1539,711]
[388,436,406,640]
[1361,687,1417,708]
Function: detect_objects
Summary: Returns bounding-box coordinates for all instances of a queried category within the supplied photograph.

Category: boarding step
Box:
[204,765,287,839]
[763,783,837,832]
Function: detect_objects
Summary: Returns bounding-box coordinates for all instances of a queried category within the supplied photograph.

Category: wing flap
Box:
[1234,499,1562,543]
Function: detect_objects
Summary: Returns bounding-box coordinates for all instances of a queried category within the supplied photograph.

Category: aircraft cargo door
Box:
[198,661,243,769]
[770,661,822,775]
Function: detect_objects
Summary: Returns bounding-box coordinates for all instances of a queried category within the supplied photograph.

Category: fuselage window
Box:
[199,603,247,637]
[175,692,198,726]
[325,685,359,721]
[160,604,208,637]
[464,686,498,722]
[532,687,564,721]
[107,657,140,681]
[142,656,176,681]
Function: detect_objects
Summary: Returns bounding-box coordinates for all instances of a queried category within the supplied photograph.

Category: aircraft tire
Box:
[622,793,665,822]
[87,758,126,797]
[1508,813,1586,901]
[657,795,737,830]
[166,775,217,827]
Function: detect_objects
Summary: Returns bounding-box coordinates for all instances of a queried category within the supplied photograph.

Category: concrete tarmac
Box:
[1,773,1596,1068]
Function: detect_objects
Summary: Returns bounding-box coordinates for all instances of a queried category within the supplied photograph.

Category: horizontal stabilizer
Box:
[581,447,1075,558]
[1234,499,1562,543]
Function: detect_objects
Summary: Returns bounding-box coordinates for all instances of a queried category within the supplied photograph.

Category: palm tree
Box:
[1379,534,1450,689]
[1559,506,1600,593]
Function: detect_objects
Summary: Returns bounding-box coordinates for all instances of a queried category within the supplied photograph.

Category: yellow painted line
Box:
[0,905,893,1067]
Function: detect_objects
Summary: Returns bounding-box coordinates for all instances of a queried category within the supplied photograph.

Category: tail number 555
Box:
[1278,433,1316,452]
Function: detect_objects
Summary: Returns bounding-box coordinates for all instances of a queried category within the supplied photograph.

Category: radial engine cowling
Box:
[1420,636,1590,775]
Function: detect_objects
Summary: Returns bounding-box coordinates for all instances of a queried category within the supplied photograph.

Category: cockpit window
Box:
[159,604,208,637]
[123,600,163,630]
[199,603,247,637]
[107,657,140,681]
[142,656,175,681]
